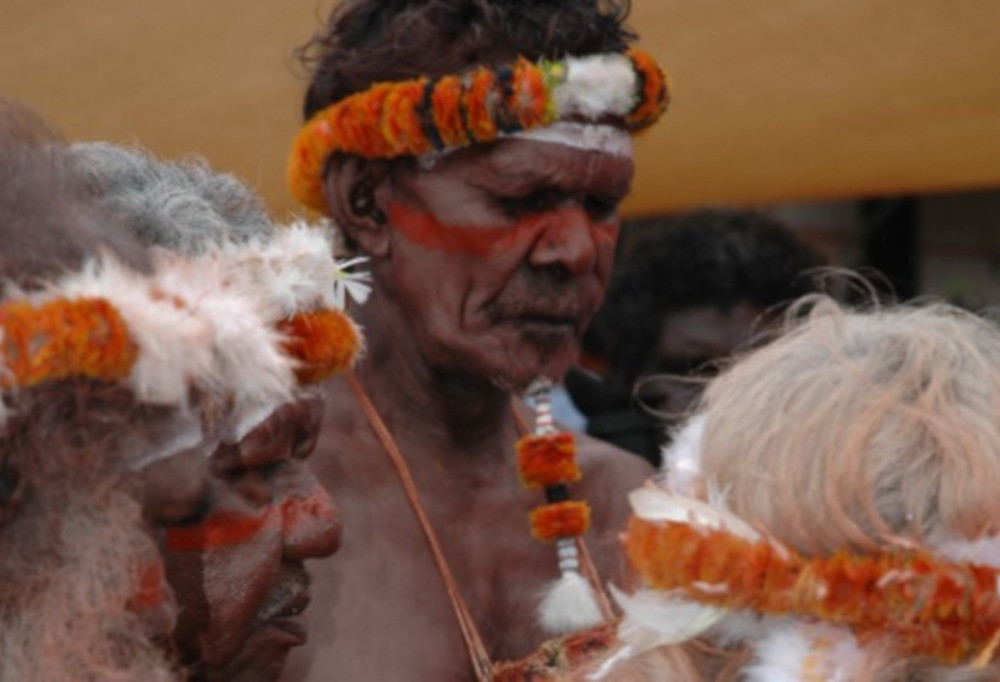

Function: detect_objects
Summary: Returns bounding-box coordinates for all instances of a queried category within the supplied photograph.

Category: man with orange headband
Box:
[283,1,669,680]
[72,141,364,682]
[0,98,348,682]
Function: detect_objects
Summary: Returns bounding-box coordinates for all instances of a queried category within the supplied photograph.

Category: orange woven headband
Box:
[624,492,1000,665]
[288,49,669,213]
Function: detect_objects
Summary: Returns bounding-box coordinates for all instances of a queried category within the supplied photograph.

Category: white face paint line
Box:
[130,409,207,472]
[510,122,634,157]
[416,122,633,171]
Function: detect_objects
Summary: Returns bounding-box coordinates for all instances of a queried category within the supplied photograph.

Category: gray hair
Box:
[72,142,273,254]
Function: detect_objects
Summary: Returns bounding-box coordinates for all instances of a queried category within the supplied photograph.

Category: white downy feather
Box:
[50,256,217,404]
[933,532,1000,570]
[147,252,294,408]
[538,570,604,635]
[555,54,637,120]
[661,414,707,493]
[224,222,340,317]
[612,584,725,652]
[744,623,863,682]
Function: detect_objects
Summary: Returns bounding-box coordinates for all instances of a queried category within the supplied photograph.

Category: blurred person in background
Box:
[566,209,825,465]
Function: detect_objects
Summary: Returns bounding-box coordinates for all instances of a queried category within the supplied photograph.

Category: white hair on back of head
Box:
[72,142,272,255]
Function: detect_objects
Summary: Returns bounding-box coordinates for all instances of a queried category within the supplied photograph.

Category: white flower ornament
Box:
[331,256,372,309]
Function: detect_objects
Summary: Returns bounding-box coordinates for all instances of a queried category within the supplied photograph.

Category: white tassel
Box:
[527,377,605,635]
[539,569,604,635]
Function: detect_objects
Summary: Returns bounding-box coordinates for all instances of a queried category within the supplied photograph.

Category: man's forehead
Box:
[463,136,635,193]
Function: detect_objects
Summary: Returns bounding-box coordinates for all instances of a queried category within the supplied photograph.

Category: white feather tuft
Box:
[661,414,706,493]
[705,611,775,649]
[52,255,216,405]
[32,250,297,410]
[555,54,637,120]
[538,571,604,635]
[744,623,863,682]
[612,584,725,653]
[933,532,1000,570]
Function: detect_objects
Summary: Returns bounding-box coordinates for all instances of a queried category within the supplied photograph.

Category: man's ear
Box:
[323,156,392,258]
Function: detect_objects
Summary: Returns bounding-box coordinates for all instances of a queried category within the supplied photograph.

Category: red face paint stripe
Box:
[388,202,515,257]
[388,201,615,259]
[127,561,167,611]
[166,509,271,552]
[594,222,619,246]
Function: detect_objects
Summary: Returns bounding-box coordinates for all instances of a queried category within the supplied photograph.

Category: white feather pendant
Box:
[538,570,604,635]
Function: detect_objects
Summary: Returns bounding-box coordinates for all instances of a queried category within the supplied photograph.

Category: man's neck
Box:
[351,293,518,465]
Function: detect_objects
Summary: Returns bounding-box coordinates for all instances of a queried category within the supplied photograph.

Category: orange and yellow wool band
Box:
[625,513,1000,665]
[0,297,359,394]
[288,49,670,213]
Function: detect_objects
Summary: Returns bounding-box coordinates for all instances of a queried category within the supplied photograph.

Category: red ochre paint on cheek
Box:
[127,561,168,611]
[388,202,522,257]
[166,509,272,552]
[388,201,618,259]
[594,221,619,247]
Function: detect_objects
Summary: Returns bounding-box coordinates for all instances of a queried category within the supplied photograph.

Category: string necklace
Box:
[347,374,612,681]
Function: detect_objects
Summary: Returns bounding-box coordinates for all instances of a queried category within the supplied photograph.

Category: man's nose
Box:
[527,206,598,277]
[280,473,341,559]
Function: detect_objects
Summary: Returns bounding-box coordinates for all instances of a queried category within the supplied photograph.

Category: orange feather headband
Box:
[0,224,362,430]
[620,487,1000,668]
[288,49,669,213]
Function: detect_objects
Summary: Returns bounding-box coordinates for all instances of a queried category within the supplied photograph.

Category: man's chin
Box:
[485,346,579,394]
[204,634,296,682]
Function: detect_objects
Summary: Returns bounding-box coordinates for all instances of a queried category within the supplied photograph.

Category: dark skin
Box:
[282,138,652,682]
[639,302,767,429]
[165,397,341,682]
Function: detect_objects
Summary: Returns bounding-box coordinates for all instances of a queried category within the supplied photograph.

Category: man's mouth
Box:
[258,570,312,644]
[513,313,579,330]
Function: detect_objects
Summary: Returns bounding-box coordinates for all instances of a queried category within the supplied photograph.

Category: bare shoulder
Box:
[570,432,654,583]
[575,431,654,500]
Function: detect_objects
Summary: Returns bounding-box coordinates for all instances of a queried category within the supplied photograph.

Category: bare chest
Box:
[300,454,568,681]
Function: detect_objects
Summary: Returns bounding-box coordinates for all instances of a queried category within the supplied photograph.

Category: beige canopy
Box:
[3,0,999,218]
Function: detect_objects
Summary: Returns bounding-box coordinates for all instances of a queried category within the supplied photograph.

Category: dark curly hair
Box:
[297,0,635,119]
[594,209,827,386]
